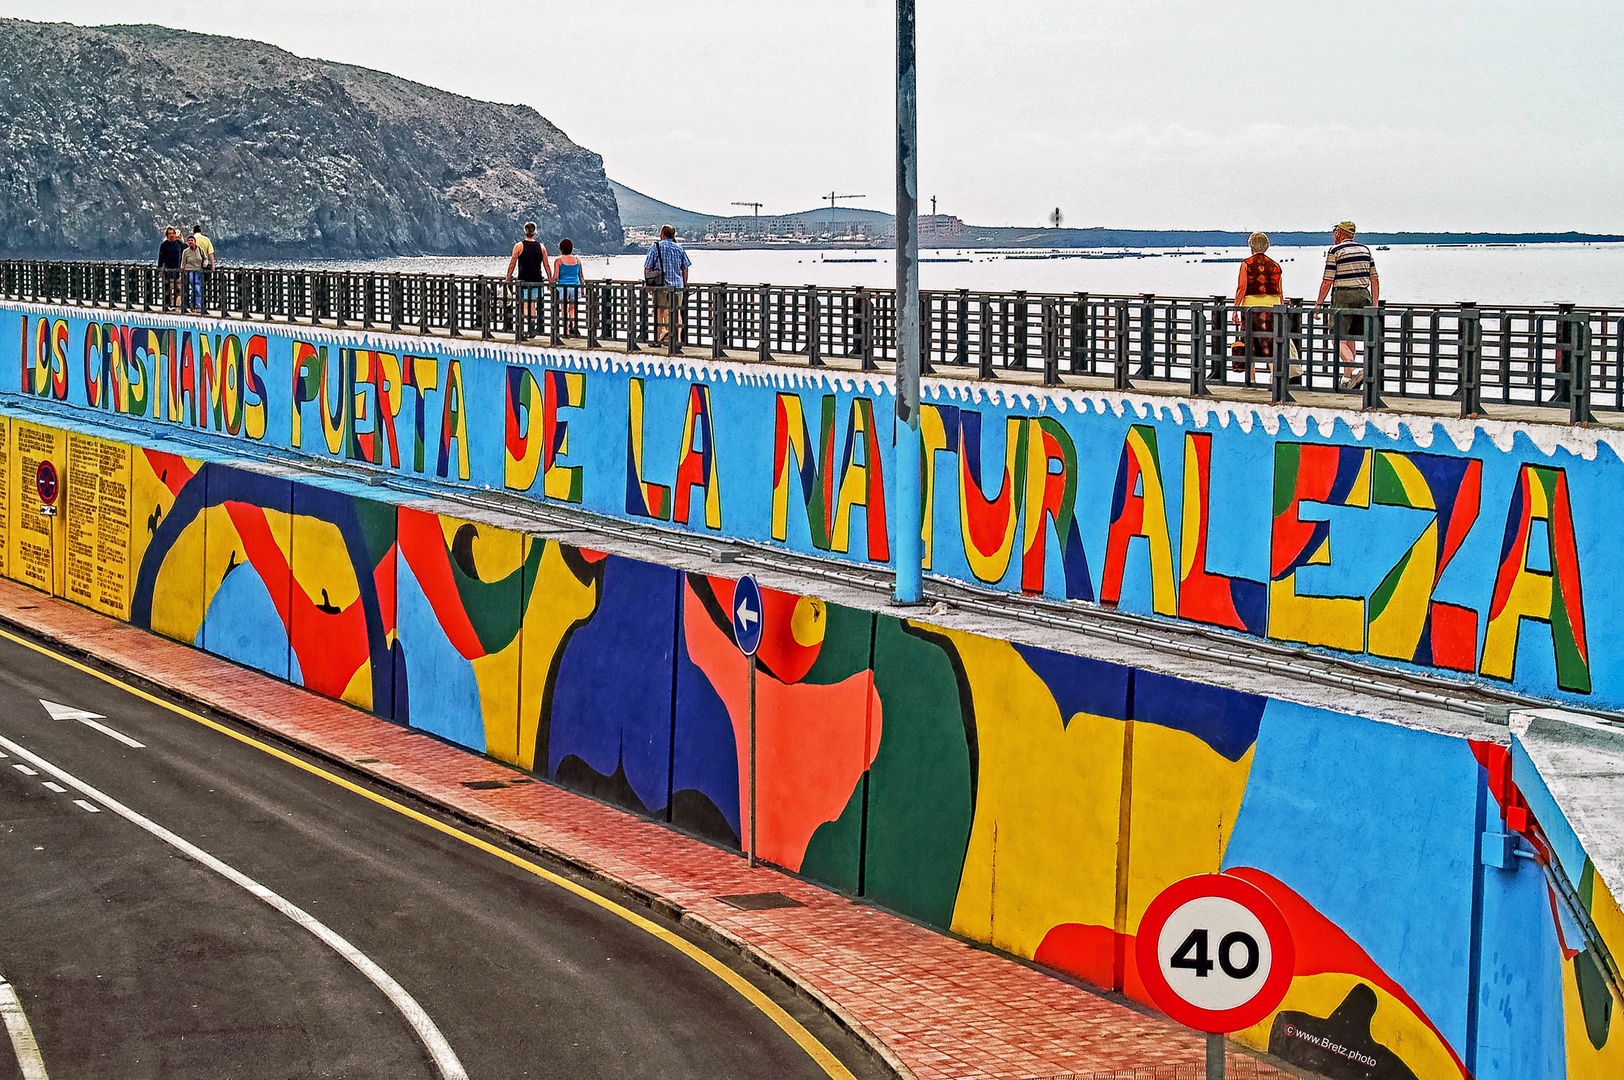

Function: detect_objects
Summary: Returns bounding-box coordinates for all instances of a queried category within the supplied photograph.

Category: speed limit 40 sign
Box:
[1136,873,1295,1033]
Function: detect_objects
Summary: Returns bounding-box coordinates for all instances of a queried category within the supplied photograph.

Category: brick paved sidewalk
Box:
[0,579,1291,1080]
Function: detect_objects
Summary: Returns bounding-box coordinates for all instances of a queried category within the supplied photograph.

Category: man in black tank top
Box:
[505,221,553,338]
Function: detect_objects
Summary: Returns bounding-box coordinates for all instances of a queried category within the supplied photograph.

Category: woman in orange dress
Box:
[1232,231,1283,376]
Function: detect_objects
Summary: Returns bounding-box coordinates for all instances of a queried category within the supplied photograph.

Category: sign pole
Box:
[747,652,757,868]
[1206,1032,1224,1080]
[893,0,923,605]
[731,575,764,868]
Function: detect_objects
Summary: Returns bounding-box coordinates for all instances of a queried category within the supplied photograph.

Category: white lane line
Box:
[12,764,37,776]
[40,782,65,793]
[72,800,100,814]
[0,733,468,1080]
[0,976,49,1080]
[76,719,144,749]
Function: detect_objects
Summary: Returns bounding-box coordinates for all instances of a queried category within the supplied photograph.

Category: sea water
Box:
[292,242,1624,308]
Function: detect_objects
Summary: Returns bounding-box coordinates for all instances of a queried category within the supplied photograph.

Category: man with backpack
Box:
[644,225,691,350]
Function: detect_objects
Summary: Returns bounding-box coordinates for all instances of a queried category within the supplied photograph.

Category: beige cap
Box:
[1334,221,1357,235]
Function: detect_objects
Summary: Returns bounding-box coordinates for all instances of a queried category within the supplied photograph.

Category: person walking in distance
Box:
[505,222,552,339]
[1232,231,1284,380]
[1315,221,1380,389]
[553,238,584,337]
[157,226,184,310]
[192,224,216,270]
[645,225,691,350]
[180,232,207,312]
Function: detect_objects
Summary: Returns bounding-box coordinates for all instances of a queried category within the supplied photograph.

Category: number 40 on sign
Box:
[1136,874,1295,1077]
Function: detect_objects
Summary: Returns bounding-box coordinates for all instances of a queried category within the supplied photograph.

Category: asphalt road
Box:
[0,628,888,1080]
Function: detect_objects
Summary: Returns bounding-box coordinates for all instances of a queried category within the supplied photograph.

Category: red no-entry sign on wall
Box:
[35,460,58,508]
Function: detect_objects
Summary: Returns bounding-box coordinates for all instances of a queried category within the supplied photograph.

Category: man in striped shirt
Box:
[1315,221,1380,388]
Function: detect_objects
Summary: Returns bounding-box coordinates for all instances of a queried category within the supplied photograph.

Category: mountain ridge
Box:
[0,19,624,258]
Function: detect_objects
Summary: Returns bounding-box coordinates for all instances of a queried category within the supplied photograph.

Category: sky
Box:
[3,1,1622,232]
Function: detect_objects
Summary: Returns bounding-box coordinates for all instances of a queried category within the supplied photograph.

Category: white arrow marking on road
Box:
[38,699,103,721]
[38,700,143,748]
[0,975,49,1080]
[0,732,469,1080]
[736,598,759,627]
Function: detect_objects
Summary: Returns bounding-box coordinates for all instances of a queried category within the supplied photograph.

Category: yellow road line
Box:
[0,625,858,1080]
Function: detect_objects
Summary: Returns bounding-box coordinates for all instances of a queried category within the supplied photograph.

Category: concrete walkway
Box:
[0,578,1297,1080]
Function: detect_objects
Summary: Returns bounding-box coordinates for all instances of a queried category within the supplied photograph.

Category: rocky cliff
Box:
[0,19,624,259]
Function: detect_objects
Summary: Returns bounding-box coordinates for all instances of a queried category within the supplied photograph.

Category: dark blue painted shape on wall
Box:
[548,555,679,815]
[1131,670,1266,761]
[1012,643,1131,724]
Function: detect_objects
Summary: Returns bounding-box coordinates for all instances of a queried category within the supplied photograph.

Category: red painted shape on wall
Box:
[1033,922,1120,990]
[1224,867,1470,1079]
[683,580,881,872]
[396,508,483,659]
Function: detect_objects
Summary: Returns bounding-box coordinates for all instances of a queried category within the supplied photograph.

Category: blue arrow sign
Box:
[732,575,763,657]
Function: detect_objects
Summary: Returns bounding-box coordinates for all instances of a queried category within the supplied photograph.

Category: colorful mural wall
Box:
[0,402,1617,1080]
[5,302,1623,708]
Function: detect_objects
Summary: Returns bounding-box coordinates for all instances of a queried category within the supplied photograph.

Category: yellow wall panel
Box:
[8,421,66,595]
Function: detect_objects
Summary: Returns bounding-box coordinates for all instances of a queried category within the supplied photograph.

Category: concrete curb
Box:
[2,612,917,1080]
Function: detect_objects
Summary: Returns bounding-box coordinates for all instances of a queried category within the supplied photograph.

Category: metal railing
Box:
[4,259,1620,422]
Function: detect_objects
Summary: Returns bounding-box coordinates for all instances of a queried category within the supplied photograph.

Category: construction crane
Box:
[823,192,866,211]
[731,202,764,216]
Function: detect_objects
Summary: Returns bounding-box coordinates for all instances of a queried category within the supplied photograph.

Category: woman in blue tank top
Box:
[553,237,585,337]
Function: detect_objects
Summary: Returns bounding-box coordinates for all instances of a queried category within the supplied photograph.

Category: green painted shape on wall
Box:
[863,617,974,929]
[801,605,876,686]
[800,776,866,894]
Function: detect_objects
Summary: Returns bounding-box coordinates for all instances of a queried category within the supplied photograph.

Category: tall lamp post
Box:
[893,0,923,605]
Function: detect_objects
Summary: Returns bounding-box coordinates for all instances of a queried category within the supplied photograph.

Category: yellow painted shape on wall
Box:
[292,516,361,612]
[438,515,526,580]
[202,502,247,616]
[8,421,66,596]
[1232,972,1464,1080]
[341,661,373,712]
[439,513,524,763]
[150,514,207,645]
[1564,872,1624,1078]
[1124,725,1254,930]
[0,417,10,579]
[1268,576,1366,653]
[1368,522,1439,661]
[473,639,523,765]
[940,628,1125,960]
[515,540,601,771]
[129,449,203,599]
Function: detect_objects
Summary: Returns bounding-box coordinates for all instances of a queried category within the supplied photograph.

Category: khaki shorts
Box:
[655,287,684,311]
[1331,286,1372,337]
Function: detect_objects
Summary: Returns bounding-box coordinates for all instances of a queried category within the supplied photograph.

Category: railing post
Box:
[1012,290,1029,370]
[956,288,970,366]
[1114,301,1131,390]
[806,287,822,366]
[758,284,772,363]
[1569,309,1595,424]
[1042,298,1060,386]
[548,282,561,346]
[628,286,643,352]
[711,284,726,360]
[856,286,875,370]
[1270,304,1294,405]
[1457,301,1481,417]
[586,282,601,349]
[1362,302,1386,410]
[1070,292,1088,374]
[978,295,994,378]
[1189,304,1208,397]
[1210,295,1228,382]
[480,280,493,340]
[419,273,430,336]
[1138,293,1155,378]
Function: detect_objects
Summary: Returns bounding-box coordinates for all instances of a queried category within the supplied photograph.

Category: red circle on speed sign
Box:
[35,460,58,506]
[1135,873,1295,1033]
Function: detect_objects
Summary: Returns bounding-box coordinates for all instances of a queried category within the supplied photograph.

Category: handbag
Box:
[643,241,666,288]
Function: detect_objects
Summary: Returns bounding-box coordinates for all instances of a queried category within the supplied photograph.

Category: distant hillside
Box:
[0,19,624,258]
[608,186,1624,250]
